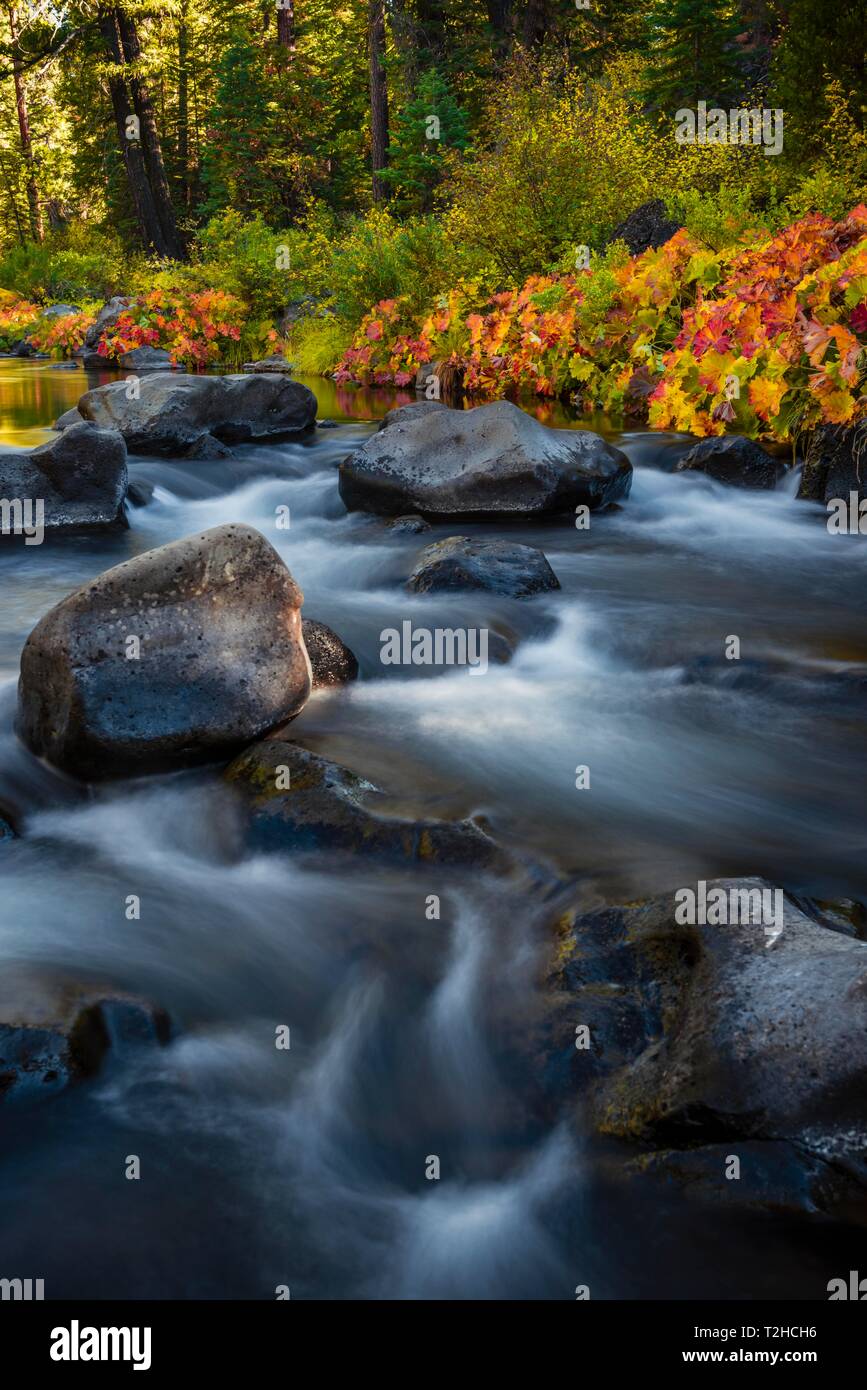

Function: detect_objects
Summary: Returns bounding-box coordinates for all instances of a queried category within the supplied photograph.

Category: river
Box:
[1,358,865,1299]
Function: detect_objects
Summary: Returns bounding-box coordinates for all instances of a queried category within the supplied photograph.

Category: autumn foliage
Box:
[335,206,867,442]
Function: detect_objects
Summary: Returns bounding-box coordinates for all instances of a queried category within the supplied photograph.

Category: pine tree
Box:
[378,68,468,212]
[641,0,745,114]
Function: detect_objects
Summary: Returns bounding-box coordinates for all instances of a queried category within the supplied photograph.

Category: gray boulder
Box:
[0,968,169,1104]
[17,523,312,780]
[0,421,128,536]
[408,536,560,597]
[53,406,84,431]
[340,400,632,517]
[798,422,867,504]
[302,619,359,687]
[119,345,173,371]
[78,372,318,456]
[41,302,81,318]
[225,740,503,868]
[548,879,867,1150]
[676,435,784,488]
[83,295,132,350]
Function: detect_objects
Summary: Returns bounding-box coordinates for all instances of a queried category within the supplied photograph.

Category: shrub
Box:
[0,226,133,303]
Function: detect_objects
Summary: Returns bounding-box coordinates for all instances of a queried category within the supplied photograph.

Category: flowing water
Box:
[1,359,866,1299]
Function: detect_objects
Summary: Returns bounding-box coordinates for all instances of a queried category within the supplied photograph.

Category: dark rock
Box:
[54,406,84,431]
[125,478,154,508]
[50,361,80,370]
[0,421,128,536]
[0,968,169,1105]
[408,536,560,597]
[798,422,867,504]
[627,1141,867,1220]
[317,419,339,429]
[80,349,109,370]
[608,200,681,256]
[302,619,359,687]
[389,514,431,535]
[16,523,311,781]
[79,372,318,455]
[83,295,132,350]
[183,432,234,460]
[241,354,294,373]
[548,879,867,1151]
[676,435,784,489]
[0,813,15,843]
[119,345,173,371]
[225,740,503,868]
[341,400,632,517]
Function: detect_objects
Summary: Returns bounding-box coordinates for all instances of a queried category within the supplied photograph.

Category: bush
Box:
[287,315,354,375]
[0,225,133,303]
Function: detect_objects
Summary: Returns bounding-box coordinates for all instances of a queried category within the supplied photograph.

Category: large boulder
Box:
[339,400,632,517]
[608,200,681,256]
[798,422,867,504]
[225,740,503,868]
[83,295,132,350]
[119,345,173,371]
[78,372,318,455]
[0,969,169,1104]
[0,421,128,536]
[17,523,312,780]
[407,536,560,597]
[547,879,867,1150]
[676,435,784,489]
[302,619,359,687]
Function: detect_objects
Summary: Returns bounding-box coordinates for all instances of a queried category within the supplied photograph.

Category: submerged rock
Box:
[0,970,169,1104]
[676,435,784,489]
[548,879,867,1149]
[17,523,311,780]
[242,354,294,373]
[78,371,318,455]
[225,740,502,868]
[0,812,15,842]
[302,619,359,687]
[340,400,632,517]
[0,421,128,536]
[407,536,560,597]
[388,514,431,535]
[798,422,867,504]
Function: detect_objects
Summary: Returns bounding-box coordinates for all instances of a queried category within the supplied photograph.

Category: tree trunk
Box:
[7,4,43,242]
[98,6,169,256]
[177,0,191,209]
[368,0,389,205]
[276,0,296,53]
[116,7,186,259]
